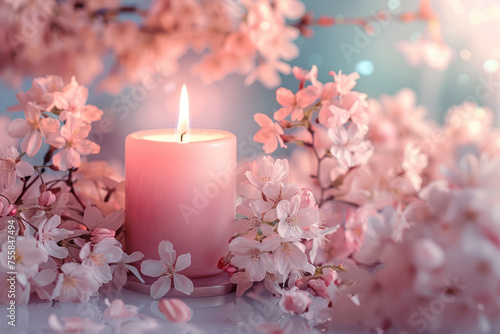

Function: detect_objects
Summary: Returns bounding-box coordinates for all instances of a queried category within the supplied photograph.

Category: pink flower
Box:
[245,60,291,89]
[274,86,319,121]
[257,25,300,62]
[140,240,194,298]
[234,202,265,240]
[253,183,300,222]
[318,102,350,128]
[441,154,500,189]
[397,38,454,71]
[253,113,286,154]
[276,195,320,239]
[103,298,138,319]
[0,145,34,192]
[0,236,48,286]
[245,156,289,190]
[48,314,105,334]
[158,298,193,323]
[224,29,256,57]
[229,236,281,281]
[37,215,73,259]
[330,71,360,95]
[90,228,115,244]
[79,239,124,284]
[328,123,373,167]
[274,239,315,284]
[110,251,145,290]
[82,206,124,232]
[8,102,60,156]
[38,191,56,206]
[279,286,311,314]
[292,65,318,83]
[52,263,100,302]
[53,77,103,124]
[8,76,64,112]
[45,114,100,171]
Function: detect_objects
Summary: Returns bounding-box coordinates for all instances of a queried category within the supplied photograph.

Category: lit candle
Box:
[125,85,236,278]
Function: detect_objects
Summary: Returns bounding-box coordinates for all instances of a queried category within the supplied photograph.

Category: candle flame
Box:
[177,84,190,143]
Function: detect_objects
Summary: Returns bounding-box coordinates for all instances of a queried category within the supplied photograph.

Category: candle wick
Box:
[180,132,187,142]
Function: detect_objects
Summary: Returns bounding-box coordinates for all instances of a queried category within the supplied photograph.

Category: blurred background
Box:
[1,0,499,165]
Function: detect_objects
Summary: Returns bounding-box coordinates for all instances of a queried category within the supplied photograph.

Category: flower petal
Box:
[174,253,191,272]
[150,276,171,299]
[173,274,194,295]
[158,240,176,264]
[141,260,163,278]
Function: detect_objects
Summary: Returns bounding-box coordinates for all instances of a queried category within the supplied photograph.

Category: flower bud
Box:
[279,287,311,315]
[7,205,17,217]
[90,228,116,243]
[158,299,192,323]
[38,191,56,206]
[323,268,338,287]
[308,279,329,298]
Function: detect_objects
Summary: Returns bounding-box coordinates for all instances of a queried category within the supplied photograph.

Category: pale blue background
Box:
[1,0,498,163]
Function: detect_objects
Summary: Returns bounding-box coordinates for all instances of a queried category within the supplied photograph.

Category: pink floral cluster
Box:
[233,67,500,332]
[1,0,451,90]
[0,0,307,91]
[219,156,339,301]
[0,75,193,305]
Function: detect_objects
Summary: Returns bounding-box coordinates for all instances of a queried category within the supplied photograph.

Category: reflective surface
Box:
[0,286,325,334]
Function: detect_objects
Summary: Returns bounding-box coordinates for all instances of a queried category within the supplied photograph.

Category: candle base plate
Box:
[125,272,235,298]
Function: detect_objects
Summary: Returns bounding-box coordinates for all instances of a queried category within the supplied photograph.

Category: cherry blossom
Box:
[245,156,289,190]
[229,236,281,281]
[253,113,287,154]
[254,183,300,222]
[274,86,319,121]
[140,240,194,298]
[8,76,64,113]
[82,206,124,233]
[330,71,360,96]
[8,102,59,157]
[1,237,46,296]
[328,123,373,167]
[0,145,34,192]
[110,251,145,291]
[45,114,100,171]
[79,239,124,284]
[52,77,102,124]
[397,37,454,71]
[318,102,350,128]
[52,263,100,302]
[37,215,73,259]
[276,195,320,239]
[274,238,315,285]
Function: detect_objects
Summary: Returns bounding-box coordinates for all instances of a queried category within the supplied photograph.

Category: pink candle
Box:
[125,86,236,278]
